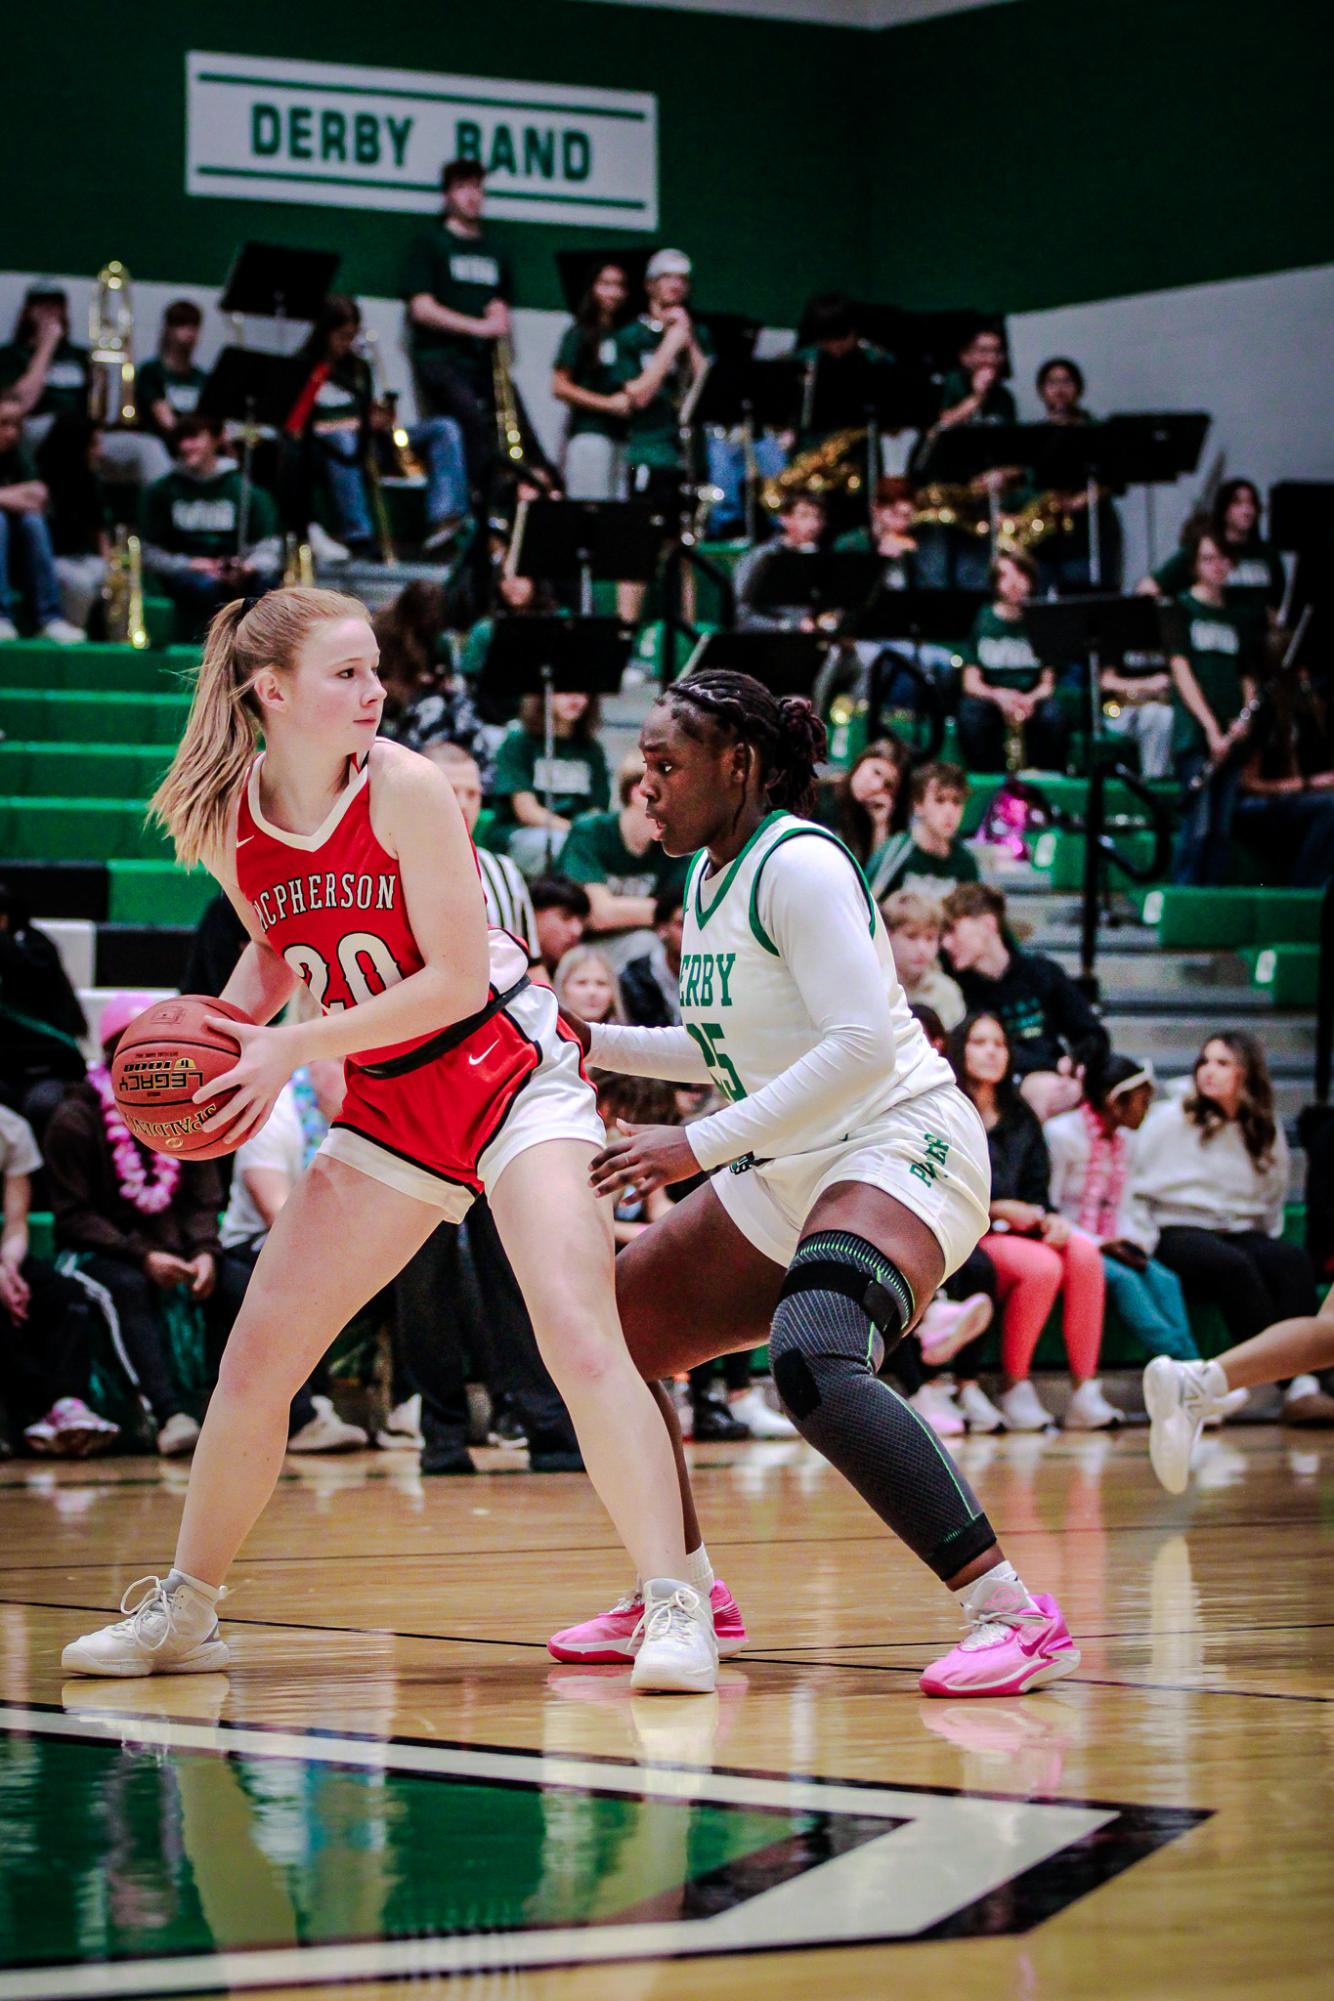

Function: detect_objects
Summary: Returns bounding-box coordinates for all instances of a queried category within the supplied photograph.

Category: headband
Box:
[1106,1064,1153,1102]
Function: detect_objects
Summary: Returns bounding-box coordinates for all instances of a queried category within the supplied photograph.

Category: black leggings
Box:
[77,1251,251,1427]
[0,1258,97,1431]
[1153,1227,1318,1345]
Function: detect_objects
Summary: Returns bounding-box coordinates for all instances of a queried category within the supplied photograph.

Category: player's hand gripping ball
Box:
[110,996,257,1162]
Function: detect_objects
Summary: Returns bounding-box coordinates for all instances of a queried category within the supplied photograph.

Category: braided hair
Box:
[658,670,826,819]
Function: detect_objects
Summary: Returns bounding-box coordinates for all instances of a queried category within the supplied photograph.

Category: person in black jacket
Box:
[0,879,86,1138]
[947,1011,1120,1432]
[620,891,685,1029]
[940,881,1108,1118]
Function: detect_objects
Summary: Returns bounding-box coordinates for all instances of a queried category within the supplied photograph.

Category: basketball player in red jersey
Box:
[61,586,716,1692]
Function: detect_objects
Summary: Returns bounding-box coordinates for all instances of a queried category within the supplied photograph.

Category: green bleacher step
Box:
[0,689,192,745]
[107,860,218,925]
[1030,826,1159,891]
[0,796,173,862]
[1135,886,1323,948]
[0,742,172,798]
[1243,944,1321,1008]
[0,642,193,695]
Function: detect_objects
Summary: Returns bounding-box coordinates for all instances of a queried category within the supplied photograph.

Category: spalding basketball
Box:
[110,995,256,1162]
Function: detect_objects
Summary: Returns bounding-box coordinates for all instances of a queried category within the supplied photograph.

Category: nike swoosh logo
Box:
[236,836,254,847]
[468,1044,498,1066]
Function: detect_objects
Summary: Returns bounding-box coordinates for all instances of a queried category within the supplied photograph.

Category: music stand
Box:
[803,355,935,521]
[1099,412,1211,567]
[843,587,987,738]
[507,500,665,611]
[691,358,805,542]
[1025,593,1173,775]
[219,242,340,347]
[681,630,831,700]
[746,549,885,624]
[478,617,636,867]
[198,348,299,553]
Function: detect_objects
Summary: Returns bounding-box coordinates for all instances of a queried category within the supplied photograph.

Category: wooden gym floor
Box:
[1,1424,1332,2001]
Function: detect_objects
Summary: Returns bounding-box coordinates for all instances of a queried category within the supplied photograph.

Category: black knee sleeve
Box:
[771,1230,913,1417]
[768,1229,995,1581]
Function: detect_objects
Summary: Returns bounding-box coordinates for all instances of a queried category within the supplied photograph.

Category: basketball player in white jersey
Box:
[551,669,1078,1696]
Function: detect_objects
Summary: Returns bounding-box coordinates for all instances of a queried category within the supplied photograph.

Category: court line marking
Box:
[0,1701,1167,1995]
[10,1601,1332,1703]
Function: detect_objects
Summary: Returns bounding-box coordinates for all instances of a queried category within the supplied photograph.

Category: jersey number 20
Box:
[283,934,404,1010]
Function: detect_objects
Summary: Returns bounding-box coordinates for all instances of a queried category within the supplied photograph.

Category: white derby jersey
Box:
[675,810,953,1157]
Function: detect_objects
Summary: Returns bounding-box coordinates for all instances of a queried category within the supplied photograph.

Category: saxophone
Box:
[357,330,422,478]
[89,261,136,426]
[492,335,526,468]
[913,483,991,538]
[997,492,1075,552]
[760,427,867,514]
[103,527,149,649]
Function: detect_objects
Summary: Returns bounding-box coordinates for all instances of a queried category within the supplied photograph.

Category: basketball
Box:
[109,995,255,1162]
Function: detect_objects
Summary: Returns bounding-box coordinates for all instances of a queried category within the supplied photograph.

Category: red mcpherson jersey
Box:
[234,751,526,1068]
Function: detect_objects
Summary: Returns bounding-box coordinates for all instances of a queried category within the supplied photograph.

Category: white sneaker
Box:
[958,1380,1005,1433]
[1202,1387,1249,1428]
[729,1385,798,1439]
[24,1396,120,1458]
[909,1382,965,1437]
[61,1574,229,1677]
[1144,1357,1226,1494]
[0,616,18,642]
[156,1412,201,1458]
[307,522,349,565]
[1063,1379,1124,1430]
[287,1394,368,1454]
[918,1292,994,1367]
[40,617,87,645]
[630,1580,718,1694]
[376,1393,425,1451]
[998,1380,1056,1432]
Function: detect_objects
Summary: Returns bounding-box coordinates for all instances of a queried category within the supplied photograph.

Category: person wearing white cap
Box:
[1045,1053,1205,1370]
[611,249,711,504]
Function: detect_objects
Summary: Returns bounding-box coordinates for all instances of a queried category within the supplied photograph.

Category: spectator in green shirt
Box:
[490,689,611,878]
[1169,530,1263,885]
[0,394,86,643]
[559,752,691,963]
[139,415,281,637]
[401,157,513,506]
[1031,357,1123,592]
[137,300,207,447]
[958,549,1068,772]
[551,262,633,502]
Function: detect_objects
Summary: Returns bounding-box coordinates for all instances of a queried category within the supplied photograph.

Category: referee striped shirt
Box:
[477,847,538,960]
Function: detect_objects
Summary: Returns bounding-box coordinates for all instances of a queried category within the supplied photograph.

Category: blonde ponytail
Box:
[148,585,370,871]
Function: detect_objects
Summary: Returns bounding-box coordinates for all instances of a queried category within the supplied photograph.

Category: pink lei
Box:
[88,1064,182,1215]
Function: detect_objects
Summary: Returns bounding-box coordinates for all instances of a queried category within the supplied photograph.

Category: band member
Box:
[612,248,712,512]
[735,490,827,630]
[402,158,514,504]
[1148,478,1286,624]
[551,262,633,501]
[959,549,1069,772]
[1168,529,1263,884]
[1032,357,1123,592]
[935,325,1016,430]
[284,297,379,559]
[138,301,207,445]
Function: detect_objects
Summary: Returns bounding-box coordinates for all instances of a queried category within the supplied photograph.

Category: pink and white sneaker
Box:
[919,1590,1080,1698]
[548,1578,747,1664]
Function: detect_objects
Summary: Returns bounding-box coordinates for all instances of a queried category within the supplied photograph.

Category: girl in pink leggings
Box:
[949,1012,1121,1431]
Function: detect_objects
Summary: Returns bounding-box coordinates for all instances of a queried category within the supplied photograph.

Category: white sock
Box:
[167,1567,223,1606]
[686,1544,715,1594]
[955,1559,1031,1621]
